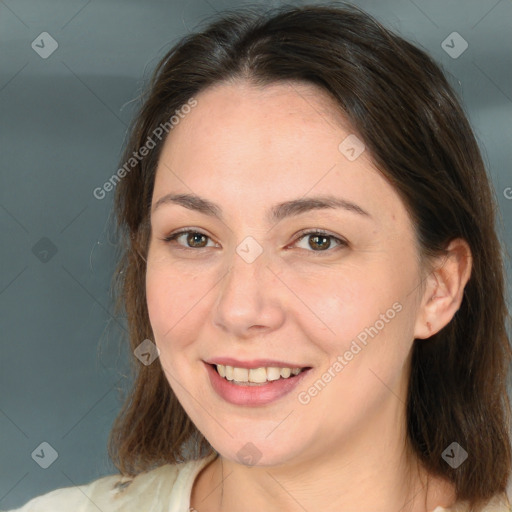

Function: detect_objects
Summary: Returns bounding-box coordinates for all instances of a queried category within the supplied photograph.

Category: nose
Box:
[213,244,286,339]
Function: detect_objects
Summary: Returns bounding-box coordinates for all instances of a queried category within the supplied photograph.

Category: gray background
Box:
[1,0,511,508]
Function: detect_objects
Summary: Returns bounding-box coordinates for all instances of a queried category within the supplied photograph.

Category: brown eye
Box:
[185,232,208,248]
[163,230,216,249]
[294,230,347,253]
[308,234,331,251]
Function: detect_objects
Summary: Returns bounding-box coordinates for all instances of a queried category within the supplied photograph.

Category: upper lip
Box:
[205,358,311,369]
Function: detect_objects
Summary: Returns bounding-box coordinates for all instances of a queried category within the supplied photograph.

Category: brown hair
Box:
[108,3,512,509]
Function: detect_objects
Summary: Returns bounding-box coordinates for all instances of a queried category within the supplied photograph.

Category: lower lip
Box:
[205,363,311,406]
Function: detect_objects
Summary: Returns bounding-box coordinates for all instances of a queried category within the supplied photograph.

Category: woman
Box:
[7,3,511,511]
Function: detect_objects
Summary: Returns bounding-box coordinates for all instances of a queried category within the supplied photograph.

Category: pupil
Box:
[310,235,330,250]
[188,233,207,247]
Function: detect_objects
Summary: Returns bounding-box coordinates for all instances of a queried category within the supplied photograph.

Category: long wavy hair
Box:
[107,4,512,510]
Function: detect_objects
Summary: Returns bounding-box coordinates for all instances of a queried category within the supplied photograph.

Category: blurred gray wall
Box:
[1,0,511,508]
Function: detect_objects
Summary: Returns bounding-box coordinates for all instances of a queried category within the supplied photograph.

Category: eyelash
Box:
[161,228,348,254]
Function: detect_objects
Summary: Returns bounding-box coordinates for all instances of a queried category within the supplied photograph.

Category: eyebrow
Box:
[151,193,372,222]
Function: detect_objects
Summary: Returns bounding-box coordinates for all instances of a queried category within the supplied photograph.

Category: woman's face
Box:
[146,81,427,467]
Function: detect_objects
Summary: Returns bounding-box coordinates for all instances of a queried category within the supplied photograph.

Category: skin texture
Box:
[145,81,472,512]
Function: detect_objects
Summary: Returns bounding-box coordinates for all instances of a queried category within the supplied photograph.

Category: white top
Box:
[4,452,511,512]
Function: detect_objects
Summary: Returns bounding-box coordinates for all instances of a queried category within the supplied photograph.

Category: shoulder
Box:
[434,492,512,512]
[4,461,189,512]
[479,493,512,512]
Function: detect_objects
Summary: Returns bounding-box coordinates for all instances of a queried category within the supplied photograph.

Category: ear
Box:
[414,238,472,340]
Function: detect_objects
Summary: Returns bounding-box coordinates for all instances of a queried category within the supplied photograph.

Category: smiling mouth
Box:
[211,363,311,386]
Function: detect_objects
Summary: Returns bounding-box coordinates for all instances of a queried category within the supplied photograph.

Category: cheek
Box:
[145,261,192,343]
[146,245,187,308]
[145,255,217,360]
[289,265,388,339]
[291,261,415,364]
[146,270,193,389]
[146,264,171,336]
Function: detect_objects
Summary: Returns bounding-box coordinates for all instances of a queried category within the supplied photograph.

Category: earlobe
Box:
[413,238,472,340]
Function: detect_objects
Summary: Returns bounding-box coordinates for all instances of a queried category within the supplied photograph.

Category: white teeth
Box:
[280,368,291,378]
[266,367,281,381]
[233,367,248,382]
[215,364,304,383]
[248,367,267,383]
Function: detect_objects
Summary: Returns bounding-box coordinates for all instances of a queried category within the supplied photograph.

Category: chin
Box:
[203,430,310,468]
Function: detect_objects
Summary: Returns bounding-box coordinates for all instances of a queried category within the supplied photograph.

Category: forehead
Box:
[152,80,407,229]
[171,80,353,147]
[157,80,365,180]
[194,79,350,125]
